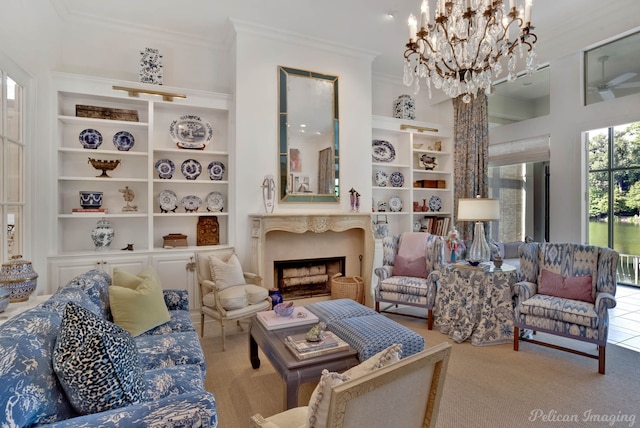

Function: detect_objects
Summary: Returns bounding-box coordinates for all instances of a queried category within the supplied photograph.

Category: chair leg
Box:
[427,309,433,330]
[375,301,380,312]
[200,313,205,338]
[598,346,606,375]
[220,321,226,352]
[513,327,519,351]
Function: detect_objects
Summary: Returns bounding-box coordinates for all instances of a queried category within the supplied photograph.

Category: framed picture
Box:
[293,175,310,193]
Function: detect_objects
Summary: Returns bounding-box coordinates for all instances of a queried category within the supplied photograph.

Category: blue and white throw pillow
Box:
[52,301,146,415]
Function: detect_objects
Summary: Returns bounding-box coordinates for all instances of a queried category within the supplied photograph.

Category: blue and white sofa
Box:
[0,269,218,427]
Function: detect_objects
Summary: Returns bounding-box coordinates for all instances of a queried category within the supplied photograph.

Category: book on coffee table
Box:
[255,306,319,330]
[284,331,350,360]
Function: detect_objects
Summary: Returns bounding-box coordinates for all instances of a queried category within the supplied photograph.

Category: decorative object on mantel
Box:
[403,0,538,103]
[119,186,138,212]
[393,94,416,120]
[139,47,163,85]
[197,216,219,246]
[88,157,121,178]
[349,188,361,212]
[261,175,275,213]
[0,255,38,302]
[91,218,114,251]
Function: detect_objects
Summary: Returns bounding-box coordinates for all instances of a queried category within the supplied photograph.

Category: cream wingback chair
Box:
[250,342,451,428]
[195,247,271,350]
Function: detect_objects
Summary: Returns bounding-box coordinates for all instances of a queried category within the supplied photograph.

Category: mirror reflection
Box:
[279,66,339,202]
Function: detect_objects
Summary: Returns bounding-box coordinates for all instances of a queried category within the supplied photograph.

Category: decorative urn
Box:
[0,255,39,302]
[91,218,115,250]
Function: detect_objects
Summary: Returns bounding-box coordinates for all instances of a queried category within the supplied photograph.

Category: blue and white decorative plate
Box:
[429,195,442,212]
[169,115,213,150]
[389,196,403,212]
[207,161,225,180]
[112,131,135,151]
[375,171,388,187]
[181,195,202,212]
[372,140,396,162]
[158,190,177,213]
[390,171,404,187]
[205,191,224,212]
[181,159,202,180]
[79,129,103,149]
[154,158,175,179]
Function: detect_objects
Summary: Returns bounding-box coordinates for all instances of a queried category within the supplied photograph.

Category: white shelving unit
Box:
[48,73,233,295]
[371,115,454,237]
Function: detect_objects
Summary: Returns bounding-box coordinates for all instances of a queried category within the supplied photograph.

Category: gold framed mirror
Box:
[278,66,339,203]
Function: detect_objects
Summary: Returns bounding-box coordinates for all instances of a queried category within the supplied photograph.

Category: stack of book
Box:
[72,208,108,214]
[255,306,319,330]
[284,331,349,360]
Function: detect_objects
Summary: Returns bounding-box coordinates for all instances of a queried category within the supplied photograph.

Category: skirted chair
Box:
[250,342,451,428]
[513,242,619,374]
[374,232,444,329]
[195,247,271,350]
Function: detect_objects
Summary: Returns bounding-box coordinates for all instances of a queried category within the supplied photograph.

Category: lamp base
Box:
[467,221,491,263]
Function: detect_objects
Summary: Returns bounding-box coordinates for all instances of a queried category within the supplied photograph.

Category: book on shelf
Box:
[255,306,319,330]
[72,208,108,213]
[284,331,350,360]
[419,215,450,236]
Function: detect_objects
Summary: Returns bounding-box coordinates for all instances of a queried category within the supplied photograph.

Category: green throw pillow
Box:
[110,267,171,336]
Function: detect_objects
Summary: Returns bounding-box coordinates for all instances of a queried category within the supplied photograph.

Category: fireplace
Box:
[275,256,345,299]
[249,213,374,305]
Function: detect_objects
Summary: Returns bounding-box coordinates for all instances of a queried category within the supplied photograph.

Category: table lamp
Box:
[457,196,500,264]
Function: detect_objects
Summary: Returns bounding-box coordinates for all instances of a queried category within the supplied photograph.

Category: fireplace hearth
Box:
[274,257,345,299]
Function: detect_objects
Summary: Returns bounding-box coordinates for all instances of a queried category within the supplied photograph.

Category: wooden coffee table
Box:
[249,317,359,409]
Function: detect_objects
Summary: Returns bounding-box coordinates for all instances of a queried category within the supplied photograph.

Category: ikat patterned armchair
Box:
[513,242,619,374]
[374,232,444,329]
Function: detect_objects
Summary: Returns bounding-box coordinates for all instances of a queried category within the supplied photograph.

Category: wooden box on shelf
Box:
[163,234,188,248]
[75,104,139,122]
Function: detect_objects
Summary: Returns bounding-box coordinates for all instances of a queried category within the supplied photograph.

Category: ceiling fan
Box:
[588,55,640,101]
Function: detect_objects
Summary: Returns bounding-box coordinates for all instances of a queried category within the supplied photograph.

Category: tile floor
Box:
[609,284,640,352]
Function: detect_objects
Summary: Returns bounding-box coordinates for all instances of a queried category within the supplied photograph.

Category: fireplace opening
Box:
[274,256,345,300]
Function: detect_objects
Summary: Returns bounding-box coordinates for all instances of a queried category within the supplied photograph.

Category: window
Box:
[587,121,640,285]
[1,67,25,262]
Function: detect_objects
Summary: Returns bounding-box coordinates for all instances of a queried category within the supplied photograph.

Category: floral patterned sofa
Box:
[0,269,218,427]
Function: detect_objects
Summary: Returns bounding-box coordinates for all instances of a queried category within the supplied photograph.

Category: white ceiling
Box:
[53,0,640,95]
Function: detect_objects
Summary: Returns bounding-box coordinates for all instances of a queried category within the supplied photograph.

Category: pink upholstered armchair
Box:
[513,242,619,374]
[374,232,444,329]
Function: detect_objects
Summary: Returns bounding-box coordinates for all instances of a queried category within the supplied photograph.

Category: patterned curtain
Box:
[453,94,489,241]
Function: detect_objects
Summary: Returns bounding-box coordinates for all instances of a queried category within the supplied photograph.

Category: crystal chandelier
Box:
[403,0,538,103]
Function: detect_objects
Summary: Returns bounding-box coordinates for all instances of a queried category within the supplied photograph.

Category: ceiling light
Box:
[403,0,538,103]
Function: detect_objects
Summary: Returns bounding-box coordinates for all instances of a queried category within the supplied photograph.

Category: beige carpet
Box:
[201,314,640,427]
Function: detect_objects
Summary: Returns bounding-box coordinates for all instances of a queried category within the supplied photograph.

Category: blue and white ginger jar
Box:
[91,218,114,251]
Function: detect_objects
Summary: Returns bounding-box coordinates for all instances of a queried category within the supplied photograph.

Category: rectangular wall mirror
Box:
[278,66,339,203]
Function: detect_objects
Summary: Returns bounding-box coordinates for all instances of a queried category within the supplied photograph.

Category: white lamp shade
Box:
[457,198,500,221]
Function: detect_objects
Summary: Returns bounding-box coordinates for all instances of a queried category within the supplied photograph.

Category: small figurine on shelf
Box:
[119,186,138,212]
[349,188,360,212]
[445,228,466,263]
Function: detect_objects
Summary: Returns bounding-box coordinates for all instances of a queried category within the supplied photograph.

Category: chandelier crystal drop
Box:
[403,0,538,103]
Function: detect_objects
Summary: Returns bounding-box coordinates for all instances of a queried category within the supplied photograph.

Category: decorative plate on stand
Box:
[375,171,388,187]
[205,191,224,212]
[372,140,396,162]
[112,131,135,151]
[207,161,225,180]
[181,195,202,212]
[390,171,404,187]
[154,158,175,179]
[79,129,103,149]
[389,196,403,212]
[181,159,202,180]
[158,190,177,213]
[169,115,213,150]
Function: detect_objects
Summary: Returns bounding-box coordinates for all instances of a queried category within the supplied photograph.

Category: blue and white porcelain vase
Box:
[269,288,283,309]
[91,218,114,251]
[393,94,416,120]
[139,47,163,85]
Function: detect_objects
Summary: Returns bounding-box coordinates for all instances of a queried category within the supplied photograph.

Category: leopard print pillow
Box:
[53,302,146,415]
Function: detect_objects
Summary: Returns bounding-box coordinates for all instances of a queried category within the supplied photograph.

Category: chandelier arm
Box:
[434,21,465,77]
[468,12,493,77]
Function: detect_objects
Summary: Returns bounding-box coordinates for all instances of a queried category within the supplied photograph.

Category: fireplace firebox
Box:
[274,256,345,299]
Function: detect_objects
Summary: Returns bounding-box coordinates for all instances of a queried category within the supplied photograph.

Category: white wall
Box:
[232,22,375,266]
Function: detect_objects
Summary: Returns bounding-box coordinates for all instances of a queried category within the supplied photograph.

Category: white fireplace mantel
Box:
[249,213,374,306]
